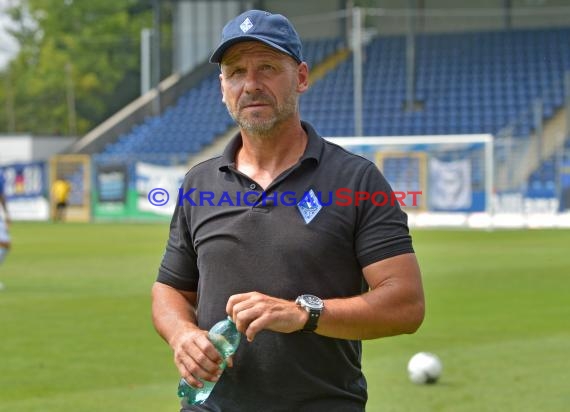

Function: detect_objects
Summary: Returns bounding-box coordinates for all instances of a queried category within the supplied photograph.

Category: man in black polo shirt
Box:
[152,9,425,412]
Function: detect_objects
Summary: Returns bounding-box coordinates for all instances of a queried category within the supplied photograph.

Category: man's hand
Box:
[151,283,237,388]
[169,326,228,388]
[226,292,308,342]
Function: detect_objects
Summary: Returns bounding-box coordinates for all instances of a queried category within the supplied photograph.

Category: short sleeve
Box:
[156,199,199,291]
[354,163,415,268]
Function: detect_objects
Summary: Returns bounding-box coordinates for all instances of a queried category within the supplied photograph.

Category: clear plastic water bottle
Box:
[177,316,241,405]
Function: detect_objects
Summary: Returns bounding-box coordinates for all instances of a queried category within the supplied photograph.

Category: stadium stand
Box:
[96,28,569,197]
[96,75,233,166]
[300,27,570,197]
[301,27,570,139]
[95,38,345,167]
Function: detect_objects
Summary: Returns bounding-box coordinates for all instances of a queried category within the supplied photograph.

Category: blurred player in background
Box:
[0,172,11,290]
[51,178,72,222]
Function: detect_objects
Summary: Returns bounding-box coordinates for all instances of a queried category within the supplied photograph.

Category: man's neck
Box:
[236,119,308,189]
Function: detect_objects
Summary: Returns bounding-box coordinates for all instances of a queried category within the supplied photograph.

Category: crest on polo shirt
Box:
[240,17,253,33]
[297,189,322,224]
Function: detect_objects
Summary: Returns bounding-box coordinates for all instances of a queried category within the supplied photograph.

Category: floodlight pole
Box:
[405,1,417,112]
[152,0,161,116]
[352,7,364,137]
[141,28,152,95]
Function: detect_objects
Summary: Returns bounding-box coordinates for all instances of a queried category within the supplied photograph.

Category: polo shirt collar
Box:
[219,120,323,171]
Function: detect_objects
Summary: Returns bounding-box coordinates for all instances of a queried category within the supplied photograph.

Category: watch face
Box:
[301,294,323,310]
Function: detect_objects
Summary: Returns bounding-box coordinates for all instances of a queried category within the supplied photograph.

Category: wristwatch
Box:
[295,294,324,332]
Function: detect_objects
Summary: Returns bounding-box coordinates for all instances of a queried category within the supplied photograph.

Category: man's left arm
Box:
[226,252,424,342]
[315,252,424,340]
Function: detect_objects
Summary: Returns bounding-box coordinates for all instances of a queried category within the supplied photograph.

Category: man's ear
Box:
[297,62,309,93]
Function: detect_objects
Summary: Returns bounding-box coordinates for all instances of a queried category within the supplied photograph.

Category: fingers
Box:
[226,292,306,341]
[226,292,256,317]
[227,293,265,341]
[241,315,267,342]
[172,329,223,388]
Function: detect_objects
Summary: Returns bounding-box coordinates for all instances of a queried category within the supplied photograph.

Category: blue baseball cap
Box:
[210,10,303,64]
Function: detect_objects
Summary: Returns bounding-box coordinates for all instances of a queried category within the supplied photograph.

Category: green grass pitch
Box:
[0,223,568,411]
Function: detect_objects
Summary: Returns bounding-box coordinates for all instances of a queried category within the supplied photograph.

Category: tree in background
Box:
[0,0,160,136]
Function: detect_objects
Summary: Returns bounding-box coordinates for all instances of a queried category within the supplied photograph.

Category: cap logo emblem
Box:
[240,17,253,33]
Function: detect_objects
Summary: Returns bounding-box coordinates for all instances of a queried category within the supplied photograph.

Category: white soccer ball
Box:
[407,352,442,384]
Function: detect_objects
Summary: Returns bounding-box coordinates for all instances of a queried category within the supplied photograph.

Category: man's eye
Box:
[230,68,245,76]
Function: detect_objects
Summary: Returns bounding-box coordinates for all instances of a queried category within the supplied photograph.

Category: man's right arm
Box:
[151,282,224,387]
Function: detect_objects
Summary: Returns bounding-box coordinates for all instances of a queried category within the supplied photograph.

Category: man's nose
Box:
[243,70,263,93]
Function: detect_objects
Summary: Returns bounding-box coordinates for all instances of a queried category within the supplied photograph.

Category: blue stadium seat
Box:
[301,27,570,141]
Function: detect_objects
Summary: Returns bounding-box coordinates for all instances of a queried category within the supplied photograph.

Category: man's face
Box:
[219,42,309,136]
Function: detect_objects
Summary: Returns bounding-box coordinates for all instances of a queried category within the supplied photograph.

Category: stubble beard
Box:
[226,91,298,137]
